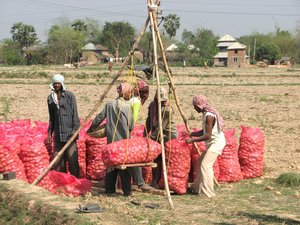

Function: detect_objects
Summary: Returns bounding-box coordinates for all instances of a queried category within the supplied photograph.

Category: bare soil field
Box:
[1,65,299,177]
[0,65,299,224]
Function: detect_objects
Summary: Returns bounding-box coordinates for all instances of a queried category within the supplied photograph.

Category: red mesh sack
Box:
[19,137,50,185]
[86,136,107,180]
[142,166,153,184]
[41,171,92,197]
[131,124,145,137]
[218,129,243,182]
[102,137,162,167]
[77,139,87,178]
[158,139,191,194]
[238,126,265,179]
[176,124,188,139]
[0,143,27,181]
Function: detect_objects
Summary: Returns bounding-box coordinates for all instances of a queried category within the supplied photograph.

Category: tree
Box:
[71,19,87,31]
[256,42,281,64]
[47,17,87,64]
[182,29,194,44]
[11,22,37,48]
[272,28,296,57]
[23,45,48,65]
[0,39,24,65]
[239,32,272,62]
[295,21,300,64]
[192,28,218,66]
[163,14,180,38]
[100,21,135,58]
[138,31,152,63]
[83,18,103,43]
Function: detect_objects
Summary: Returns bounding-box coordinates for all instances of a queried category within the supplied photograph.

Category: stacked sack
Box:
[218,129,243,182]
[86,136,107,181]
[238,126,265,179]
[158,139,191,194]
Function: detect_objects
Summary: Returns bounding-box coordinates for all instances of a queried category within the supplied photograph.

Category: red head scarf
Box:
[193,94,224,131]
[134,79,149,105]
[117,82,132,100]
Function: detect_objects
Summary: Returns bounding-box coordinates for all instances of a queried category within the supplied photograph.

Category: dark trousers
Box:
[53,140,80,178]
[128,167,145,186]
[105,168,131,195]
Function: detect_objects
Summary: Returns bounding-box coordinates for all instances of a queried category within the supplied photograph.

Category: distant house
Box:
[165,43,199,52]
[278,56,292,66]
[166,43,178,51]
[165,43,199,62]
[81,43,112,64]
[213,34,249,67]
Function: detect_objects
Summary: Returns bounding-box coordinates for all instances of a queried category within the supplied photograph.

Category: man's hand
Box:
[186,138,193,144]
[181,131,191,138]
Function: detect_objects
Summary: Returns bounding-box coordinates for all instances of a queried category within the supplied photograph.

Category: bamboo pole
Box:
[32,17,150,185]
[149,4,220,188]
[148,0,174,210]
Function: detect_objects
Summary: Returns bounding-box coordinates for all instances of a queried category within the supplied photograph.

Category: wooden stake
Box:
[149,4,220,188]
[148,0,174,210]
[32,17,150,185]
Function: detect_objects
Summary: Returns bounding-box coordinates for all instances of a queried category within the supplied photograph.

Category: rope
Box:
[167,86,172,169]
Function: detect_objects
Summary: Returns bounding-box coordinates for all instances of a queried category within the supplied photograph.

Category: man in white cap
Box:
[47,74,80,178]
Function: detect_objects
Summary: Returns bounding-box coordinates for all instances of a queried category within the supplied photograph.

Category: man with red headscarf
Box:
[128,79,155,191]
[186,94,225,197]
[87,81,134,196]
[144,87,178,188]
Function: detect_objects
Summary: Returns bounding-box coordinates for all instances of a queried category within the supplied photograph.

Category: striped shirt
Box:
[47,90,80,142]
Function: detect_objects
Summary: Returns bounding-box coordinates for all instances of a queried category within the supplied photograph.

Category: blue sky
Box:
[0,0,299,42]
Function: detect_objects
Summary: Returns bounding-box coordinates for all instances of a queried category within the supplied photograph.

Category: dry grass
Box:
[0,65,300,224]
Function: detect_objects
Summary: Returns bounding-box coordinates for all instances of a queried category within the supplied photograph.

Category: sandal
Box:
[76,204,106,213]
[187,187,198,195]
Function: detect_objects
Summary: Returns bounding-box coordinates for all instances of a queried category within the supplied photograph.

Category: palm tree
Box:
[71,19,87,31]
[163,14,180,38]
[11,22,37,48]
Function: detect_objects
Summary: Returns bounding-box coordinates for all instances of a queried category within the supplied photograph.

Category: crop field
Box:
[0,64,299,224]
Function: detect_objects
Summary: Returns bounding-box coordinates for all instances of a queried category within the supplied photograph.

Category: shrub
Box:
[276,172,300,187]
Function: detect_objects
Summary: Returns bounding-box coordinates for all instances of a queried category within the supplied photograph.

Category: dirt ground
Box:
[0,65,300,224]
[1,65,299,178]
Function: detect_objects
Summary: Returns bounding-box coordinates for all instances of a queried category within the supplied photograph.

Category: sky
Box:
[0,0,300,42]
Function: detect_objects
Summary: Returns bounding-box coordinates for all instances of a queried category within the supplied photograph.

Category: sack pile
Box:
[158,139,191,194]
[239,126,265,179]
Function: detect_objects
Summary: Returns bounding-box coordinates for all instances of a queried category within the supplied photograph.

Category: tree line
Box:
[0,14,299,66]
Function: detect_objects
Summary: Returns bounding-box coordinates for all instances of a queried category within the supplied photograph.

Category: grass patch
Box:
[1,177,300,224]
[258,95,282,104]
[276,172,300,187]
[38,71,48,78]
[96,72,109,78]
[189,111,196,120]
[0,96,11,121]
[75,73,87,79]
[79,96,90,103]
